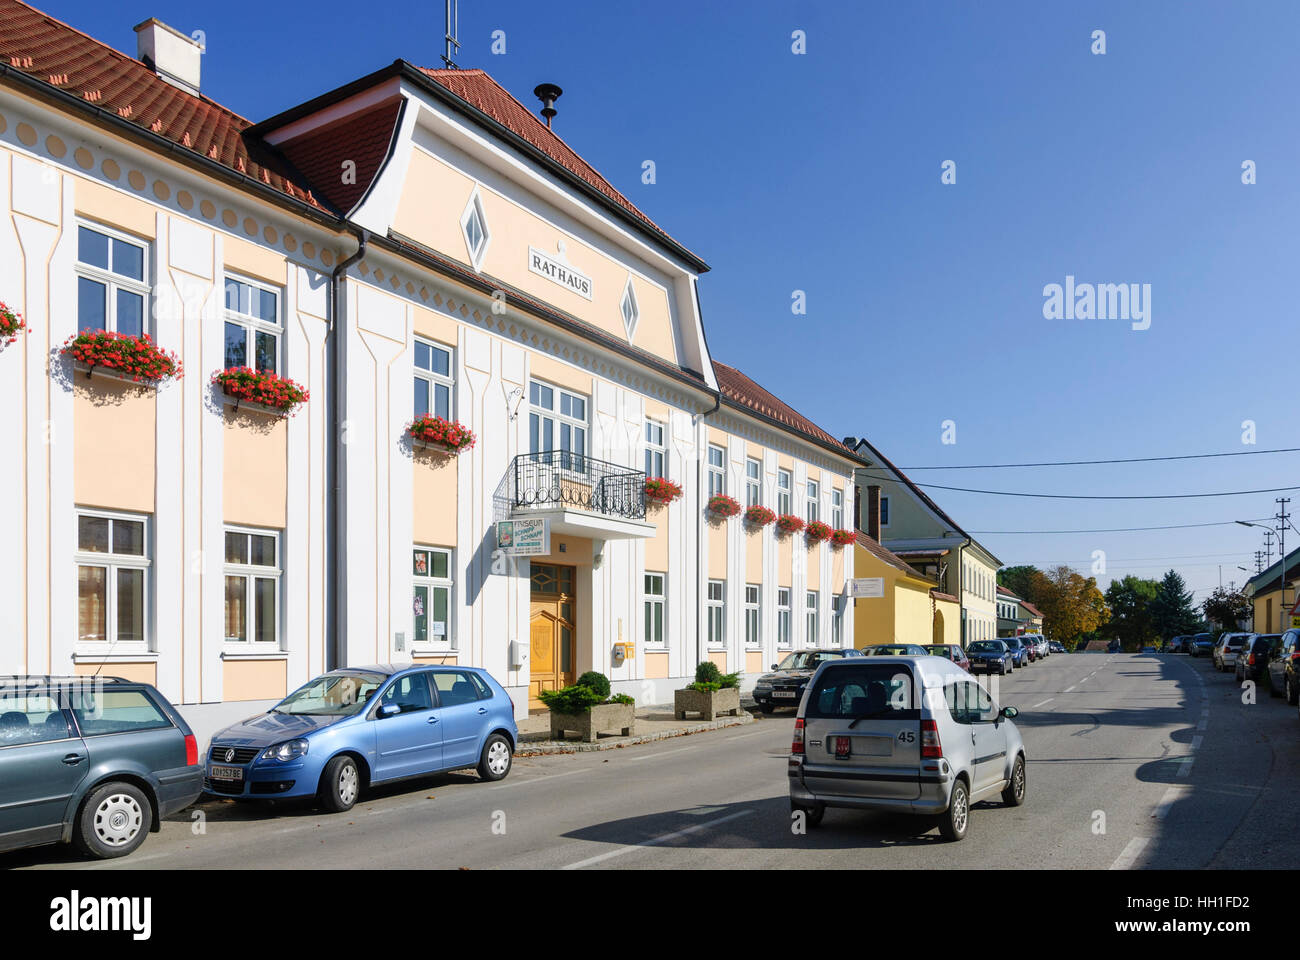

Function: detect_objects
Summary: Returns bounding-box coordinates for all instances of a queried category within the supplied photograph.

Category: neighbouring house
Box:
[1243,546,1300,633]
[843,437,1003,649]
[996,585,1026,637]
[1019,599,1045,635]
[853,532,958,648]
[0,1,861,726]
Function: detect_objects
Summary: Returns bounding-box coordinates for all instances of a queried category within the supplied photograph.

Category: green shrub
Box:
[687,681,721,693]
[538,685,604,715]
[606,693,635,706]
[576,671,611,698]
[694,661,722,685]
[719,672,740,689]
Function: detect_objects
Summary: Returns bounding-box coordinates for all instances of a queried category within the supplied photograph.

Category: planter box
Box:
[549,702,634,743]
[674,686,742,721]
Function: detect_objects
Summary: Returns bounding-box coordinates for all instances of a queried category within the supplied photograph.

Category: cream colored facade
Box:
[0,51,855,720]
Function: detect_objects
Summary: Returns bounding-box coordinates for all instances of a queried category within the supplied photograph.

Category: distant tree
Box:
[1149,570,1200,638]
[1104,575,1160,650]
[1032,565,1110,647]
[997,565,1040,600]
[1202,587,1252,630]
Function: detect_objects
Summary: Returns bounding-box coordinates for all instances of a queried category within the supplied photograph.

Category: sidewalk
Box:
[515,702,755,756]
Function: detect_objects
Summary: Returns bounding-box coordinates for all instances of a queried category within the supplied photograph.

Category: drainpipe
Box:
[327,229,368,670]
[694,388,722,674]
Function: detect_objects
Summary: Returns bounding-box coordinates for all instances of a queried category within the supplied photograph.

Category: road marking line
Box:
[1064,685,1077,693]
[1151,786,1186,820]
[1197,717,1207,731]
[562,809,754,869]
[488,769,584,790]
[624,745,697,763]
[1190,735,1203,751]
[1110,836,1150,870]
[1177,756,1195,777]
[1030,698,1054,708]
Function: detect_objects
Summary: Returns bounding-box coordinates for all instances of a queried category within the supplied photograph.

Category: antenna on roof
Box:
[441,0,460,69]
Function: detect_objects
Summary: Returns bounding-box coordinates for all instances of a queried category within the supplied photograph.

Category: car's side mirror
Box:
[771,664,778,670]
[1000,706,1019,720]
[376,703,400,719]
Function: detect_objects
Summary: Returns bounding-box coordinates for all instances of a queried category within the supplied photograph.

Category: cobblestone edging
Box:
[515,711,755,756]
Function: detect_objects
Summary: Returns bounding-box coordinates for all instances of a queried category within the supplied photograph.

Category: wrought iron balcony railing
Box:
[501,451,646,520]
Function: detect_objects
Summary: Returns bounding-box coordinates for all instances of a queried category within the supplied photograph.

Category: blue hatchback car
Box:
[204,664,517,812]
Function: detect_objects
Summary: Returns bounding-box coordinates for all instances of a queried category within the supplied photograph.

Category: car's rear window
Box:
[806,664,917,719]
[70,689,172,736]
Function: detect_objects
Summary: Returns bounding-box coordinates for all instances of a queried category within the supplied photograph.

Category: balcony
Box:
[495,451,656,540]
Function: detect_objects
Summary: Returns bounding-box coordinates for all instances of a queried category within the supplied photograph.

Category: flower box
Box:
[806,520,833,543]
[775,513,806,535]
[61,330,182,384]
[831,528,857,547]
[213,367,308,415]
[674,686,742,721]
[0,301,25,345]
[707,494,741,518]
[407,414,476,453]
[645,477,683,504]
[744,504,776,527]
[548,701,634,743]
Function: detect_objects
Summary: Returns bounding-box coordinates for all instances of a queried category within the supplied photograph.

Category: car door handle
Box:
[427,716,439,723]
[62,754,84,765]
[477,707,487,715]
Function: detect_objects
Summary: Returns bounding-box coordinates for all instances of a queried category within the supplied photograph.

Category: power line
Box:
[972,518,1272,535]
[900,446,1300,470]
[861,474,1300,501]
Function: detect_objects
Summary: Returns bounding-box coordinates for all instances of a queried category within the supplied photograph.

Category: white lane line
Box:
[1151,786,1186,820]
[623,745,697,763]
[1064,685,1077,693]
[488,769,584,790]
[1030,698,1054,708]
[1177,756,1195,777]
[562,809,753,870]
[1191,735,1203,751]
[1110,836,1150,870]
[1196,716,1208,731]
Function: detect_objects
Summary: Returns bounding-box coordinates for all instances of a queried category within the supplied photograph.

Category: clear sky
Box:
[46,0,1300,602]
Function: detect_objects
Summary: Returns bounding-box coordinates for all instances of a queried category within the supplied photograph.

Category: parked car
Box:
[1213,633,1252,672]
[1003,636,1031,667]
[864,644,930,657]
[788,654,1025,841]
[0,675,203,860]
[1266,629,1300,703]
[1107,639,1121,653]
[1024,634,1048,658]
[752,649,863,714]
[1049,641,1066,654]
[1236,634,1280,683]
[1189,633,1216,658]
[967,640,1013,675]
[927,644,970,672]
[1167,635,1190,653]
[1140,645,1158,654]
[204,664,518,812]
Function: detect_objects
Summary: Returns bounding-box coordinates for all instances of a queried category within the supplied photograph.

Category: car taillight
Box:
[791,718,805,755]
[1248,653,1256,666]
[184,733,198,767]
[920,719,942,759]
[1291,652,1300,663]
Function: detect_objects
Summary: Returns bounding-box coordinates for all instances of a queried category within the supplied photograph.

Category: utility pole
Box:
[1278,498,1292,629]
[1264,529,1275,566]
[1255,550,1265,573]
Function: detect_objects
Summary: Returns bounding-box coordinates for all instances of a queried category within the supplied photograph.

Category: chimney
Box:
[533,83,562,128]
[134,19,202,95]
[866,485,882,542]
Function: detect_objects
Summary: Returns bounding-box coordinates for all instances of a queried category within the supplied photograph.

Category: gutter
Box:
[327,229,369,669]
[694,385,722,674]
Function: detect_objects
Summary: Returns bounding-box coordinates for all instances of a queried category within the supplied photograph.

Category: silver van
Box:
[788,655,1026,841]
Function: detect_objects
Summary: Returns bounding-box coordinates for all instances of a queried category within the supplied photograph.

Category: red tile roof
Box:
[416,68,687,256]
[930,590,959,604]
[855,532,932,581]
[0,0,325,208]
[712,360,854,456]
[1019,601,1044,618]
[276,99,402,214]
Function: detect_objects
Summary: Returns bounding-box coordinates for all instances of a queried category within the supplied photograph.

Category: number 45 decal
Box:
[898,730,915,743]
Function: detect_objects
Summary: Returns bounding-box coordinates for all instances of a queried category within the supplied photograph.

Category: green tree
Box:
[1031,565,1110,648]
[997,565,1040,600]
[1149,569,1200,638]
[1202,587,1252,630]
[1104,575,1160,650]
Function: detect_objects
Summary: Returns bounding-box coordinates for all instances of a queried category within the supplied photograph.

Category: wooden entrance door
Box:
[528,563,577,709]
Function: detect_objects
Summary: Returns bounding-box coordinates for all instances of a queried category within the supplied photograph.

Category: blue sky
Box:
[52,0,1300,601]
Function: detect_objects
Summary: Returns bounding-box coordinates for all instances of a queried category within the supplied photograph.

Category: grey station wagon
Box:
[0,676,203,859]
[788,655,1026,841]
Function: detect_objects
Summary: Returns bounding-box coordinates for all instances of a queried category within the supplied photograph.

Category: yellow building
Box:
[1244,547,1300,633]
[853,534,957,648]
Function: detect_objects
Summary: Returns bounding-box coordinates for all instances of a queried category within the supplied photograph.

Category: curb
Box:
[515,712,755,756]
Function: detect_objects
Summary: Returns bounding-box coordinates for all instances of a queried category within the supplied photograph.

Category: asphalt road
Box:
[8,652,1298,870]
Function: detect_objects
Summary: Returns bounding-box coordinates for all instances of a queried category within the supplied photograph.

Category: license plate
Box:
[773,690,797,699]
[834,736,851,759]
[210,764,244,781]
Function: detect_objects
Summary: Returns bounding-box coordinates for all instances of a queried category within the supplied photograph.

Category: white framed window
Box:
[529,380,588,471]
[777,588,792,649]
[880,495,890,526]
[832,489,843,529]
[414,338,454,420]
[832,596,844,646]
[777,469,792,515]
[707,580,725,648]
[745,584,761,647]
[708,445,726,497]
[806,591,820,645]
[76,509,150,650]
[224,527,281,646]
[644,420,667,478]
[806,480,820,523]
[746,458,762,507]
[412,546,454,647]
[224,274,282,373]
[644,573,665,647]
[460,190,491,271]
[77,222,149,338]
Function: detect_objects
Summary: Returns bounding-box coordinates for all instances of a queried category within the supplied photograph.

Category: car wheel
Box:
[319,754,360,812]
[999,664,1006,675]
[791,800,824,828]
[73,781,152,859]
[759,702,775,714]
[477,733,513,782]
[938,780,970,841]
[1002,755,1026,807]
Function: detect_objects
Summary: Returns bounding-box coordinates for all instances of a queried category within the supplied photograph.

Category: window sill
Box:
[71,362,163,389]
[72,650,157,662]
[220,392,291,419]
[220,648,287,660]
